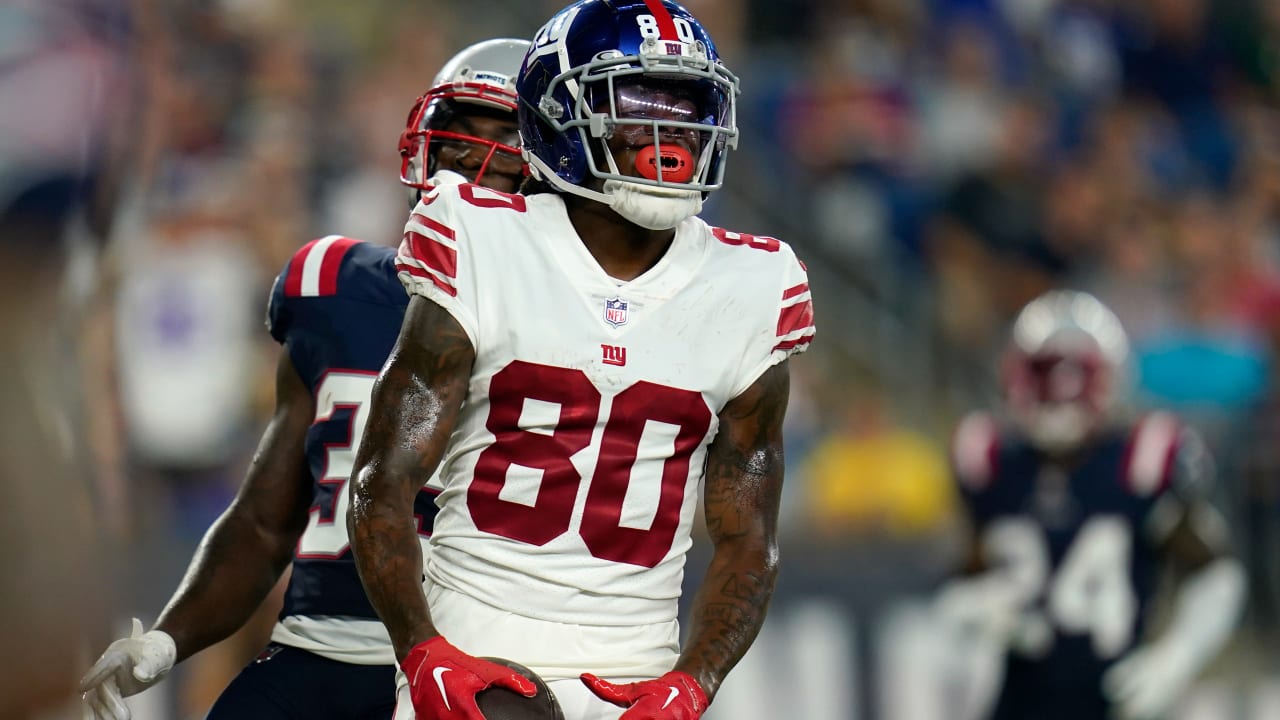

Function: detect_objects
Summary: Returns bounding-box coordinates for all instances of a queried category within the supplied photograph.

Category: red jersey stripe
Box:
[285,236,358,298]
[410,212,456,241]
[396,259,458,298]
[776,299,815,338]
[773,333,815,352]
[317,237,359,296]
[642,0,679,40]
[284,238,322,297]
[782,283,809,300]
[1123,412,1180,497]
[403,230,458,280]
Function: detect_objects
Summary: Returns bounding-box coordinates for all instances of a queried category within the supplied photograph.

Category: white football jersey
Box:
[396,183,814,627]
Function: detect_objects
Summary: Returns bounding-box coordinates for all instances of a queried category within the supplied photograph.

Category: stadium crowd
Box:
[4,0,1279,718]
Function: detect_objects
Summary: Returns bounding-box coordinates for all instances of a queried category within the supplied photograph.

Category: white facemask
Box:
[603,179,703,230]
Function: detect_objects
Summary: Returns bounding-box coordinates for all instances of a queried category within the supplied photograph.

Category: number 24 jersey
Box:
[396,184,814,626]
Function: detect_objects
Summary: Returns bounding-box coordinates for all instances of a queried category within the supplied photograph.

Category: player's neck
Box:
[564,194,676,282]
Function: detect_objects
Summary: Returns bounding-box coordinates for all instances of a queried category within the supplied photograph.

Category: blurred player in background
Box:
[349,1,815,719]
[939,290,1245,720]
[0,0,138,717]
[78,38,530,720]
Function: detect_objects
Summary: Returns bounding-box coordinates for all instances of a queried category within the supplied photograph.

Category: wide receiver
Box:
[79,39,530,720]
[938,290,1245,720]
[348,1,816,719]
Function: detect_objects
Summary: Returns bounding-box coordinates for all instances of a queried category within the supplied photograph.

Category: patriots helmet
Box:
[399,38,530,201]
[1002,290,1131,453]
[517,0,739,229]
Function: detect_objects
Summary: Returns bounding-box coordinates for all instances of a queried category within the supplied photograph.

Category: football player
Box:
[348,1,816,719]
[78,38,530,720]
[938,290,1245,720]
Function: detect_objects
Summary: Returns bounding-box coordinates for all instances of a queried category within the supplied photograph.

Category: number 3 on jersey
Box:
[296,372,377,558]
[469,361,713,569]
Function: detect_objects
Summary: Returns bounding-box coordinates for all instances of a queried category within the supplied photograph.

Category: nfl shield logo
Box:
[604,297,628,327]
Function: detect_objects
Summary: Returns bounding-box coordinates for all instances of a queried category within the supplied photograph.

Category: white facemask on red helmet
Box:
[1002,290,1130,453]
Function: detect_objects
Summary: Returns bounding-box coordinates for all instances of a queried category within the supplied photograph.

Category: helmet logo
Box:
[540,97,565,119]
[604,297,629,327]
[472,71,511,86]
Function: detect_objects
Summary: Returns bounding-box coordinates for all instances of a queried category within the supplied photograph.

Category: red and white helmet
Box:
[1002,290,1130,452]
[398,38,529,200]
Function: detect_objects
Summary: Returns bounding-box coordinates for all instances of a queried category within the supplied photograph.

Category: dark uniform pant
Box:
[207,643,397,720]
[989,653,1113,720]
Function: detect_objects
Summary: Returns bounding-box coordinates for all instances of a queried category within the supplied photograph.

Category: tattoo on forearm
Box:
[678,363,790,699]
[349,298,475,658]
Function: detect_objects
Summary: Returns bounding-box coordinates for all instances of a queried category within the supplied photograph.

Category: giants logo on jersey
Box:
[601,344,627,367]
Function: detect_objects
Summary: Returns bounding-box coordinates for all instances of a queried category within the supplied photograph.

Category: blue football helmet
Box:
[517,0,739,204]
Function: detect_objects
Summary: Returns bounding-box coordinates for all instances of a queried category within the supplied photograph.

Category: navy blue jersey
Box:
[267,236,439,620]
[951,411,1201,711]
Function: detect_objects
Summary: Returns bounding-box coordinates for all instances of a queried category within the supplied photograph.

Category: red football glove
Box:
[401,636,536,720]
[581,671,708,719]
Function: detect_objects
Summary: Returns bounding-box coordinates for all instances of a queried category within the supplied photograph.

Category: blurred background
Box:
[4,0,1280,718]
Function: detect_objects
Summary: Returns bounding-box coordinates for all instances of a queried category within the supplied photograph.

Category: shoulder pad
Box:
[709,225,783,254]
[1122,411,1182,497]
[953,412,1000,491]
[281,235,361,298]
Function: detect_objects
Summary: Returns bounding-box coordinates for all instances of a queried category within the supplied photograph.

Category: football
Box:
[476,657,565,720]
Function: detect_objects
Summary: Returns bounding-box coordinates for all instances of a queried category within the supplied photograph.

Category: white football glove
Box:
[934,575,1026,643]
[1102,558,1245,720]
[80,619,177,720]
[1102,642,1194,720]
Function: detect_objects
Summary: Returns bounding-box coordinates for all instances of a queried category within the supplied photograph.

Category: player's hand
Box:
[933,576,1024,643]
[1103,643,1194,720]
[401,636,536,720]
[79,619,177,720]
[581,671,708,719]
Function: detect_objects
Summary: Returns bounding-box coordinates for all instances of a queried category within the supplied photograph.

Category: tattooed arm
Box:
[348,296,475,661]
[675,361,790,701]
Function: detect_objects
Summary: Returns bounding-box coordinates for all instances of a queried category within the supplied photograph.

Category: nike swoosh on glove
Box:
[80,619,177,720]
[401,636,536,720]
[582,671,708,720]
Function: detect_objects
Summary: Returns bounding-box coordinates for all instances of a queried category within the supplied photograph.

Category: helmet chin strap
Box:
[525,147,702,230]
[601,179,702,230]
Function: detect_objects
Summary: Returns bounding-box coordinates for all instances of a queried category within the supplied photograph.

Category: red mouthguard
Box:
[635,144,695,183]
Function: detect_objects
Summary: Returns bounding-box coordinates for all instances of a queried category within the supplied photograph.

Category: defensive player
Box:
[78,38,530,720]
[939,290,1245,720]
[348,2,816,719]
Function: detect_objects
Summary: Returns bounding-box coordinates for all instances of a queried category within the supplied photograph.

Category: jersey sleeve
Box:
[950,411,1003,526]
[265,270,290,345]
[1126,415,1224,545]
[267,235,362,342]
[395,188,480,347]
[264,235,365,389]
[729,242,815,398]
[1121,411,1186,500]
